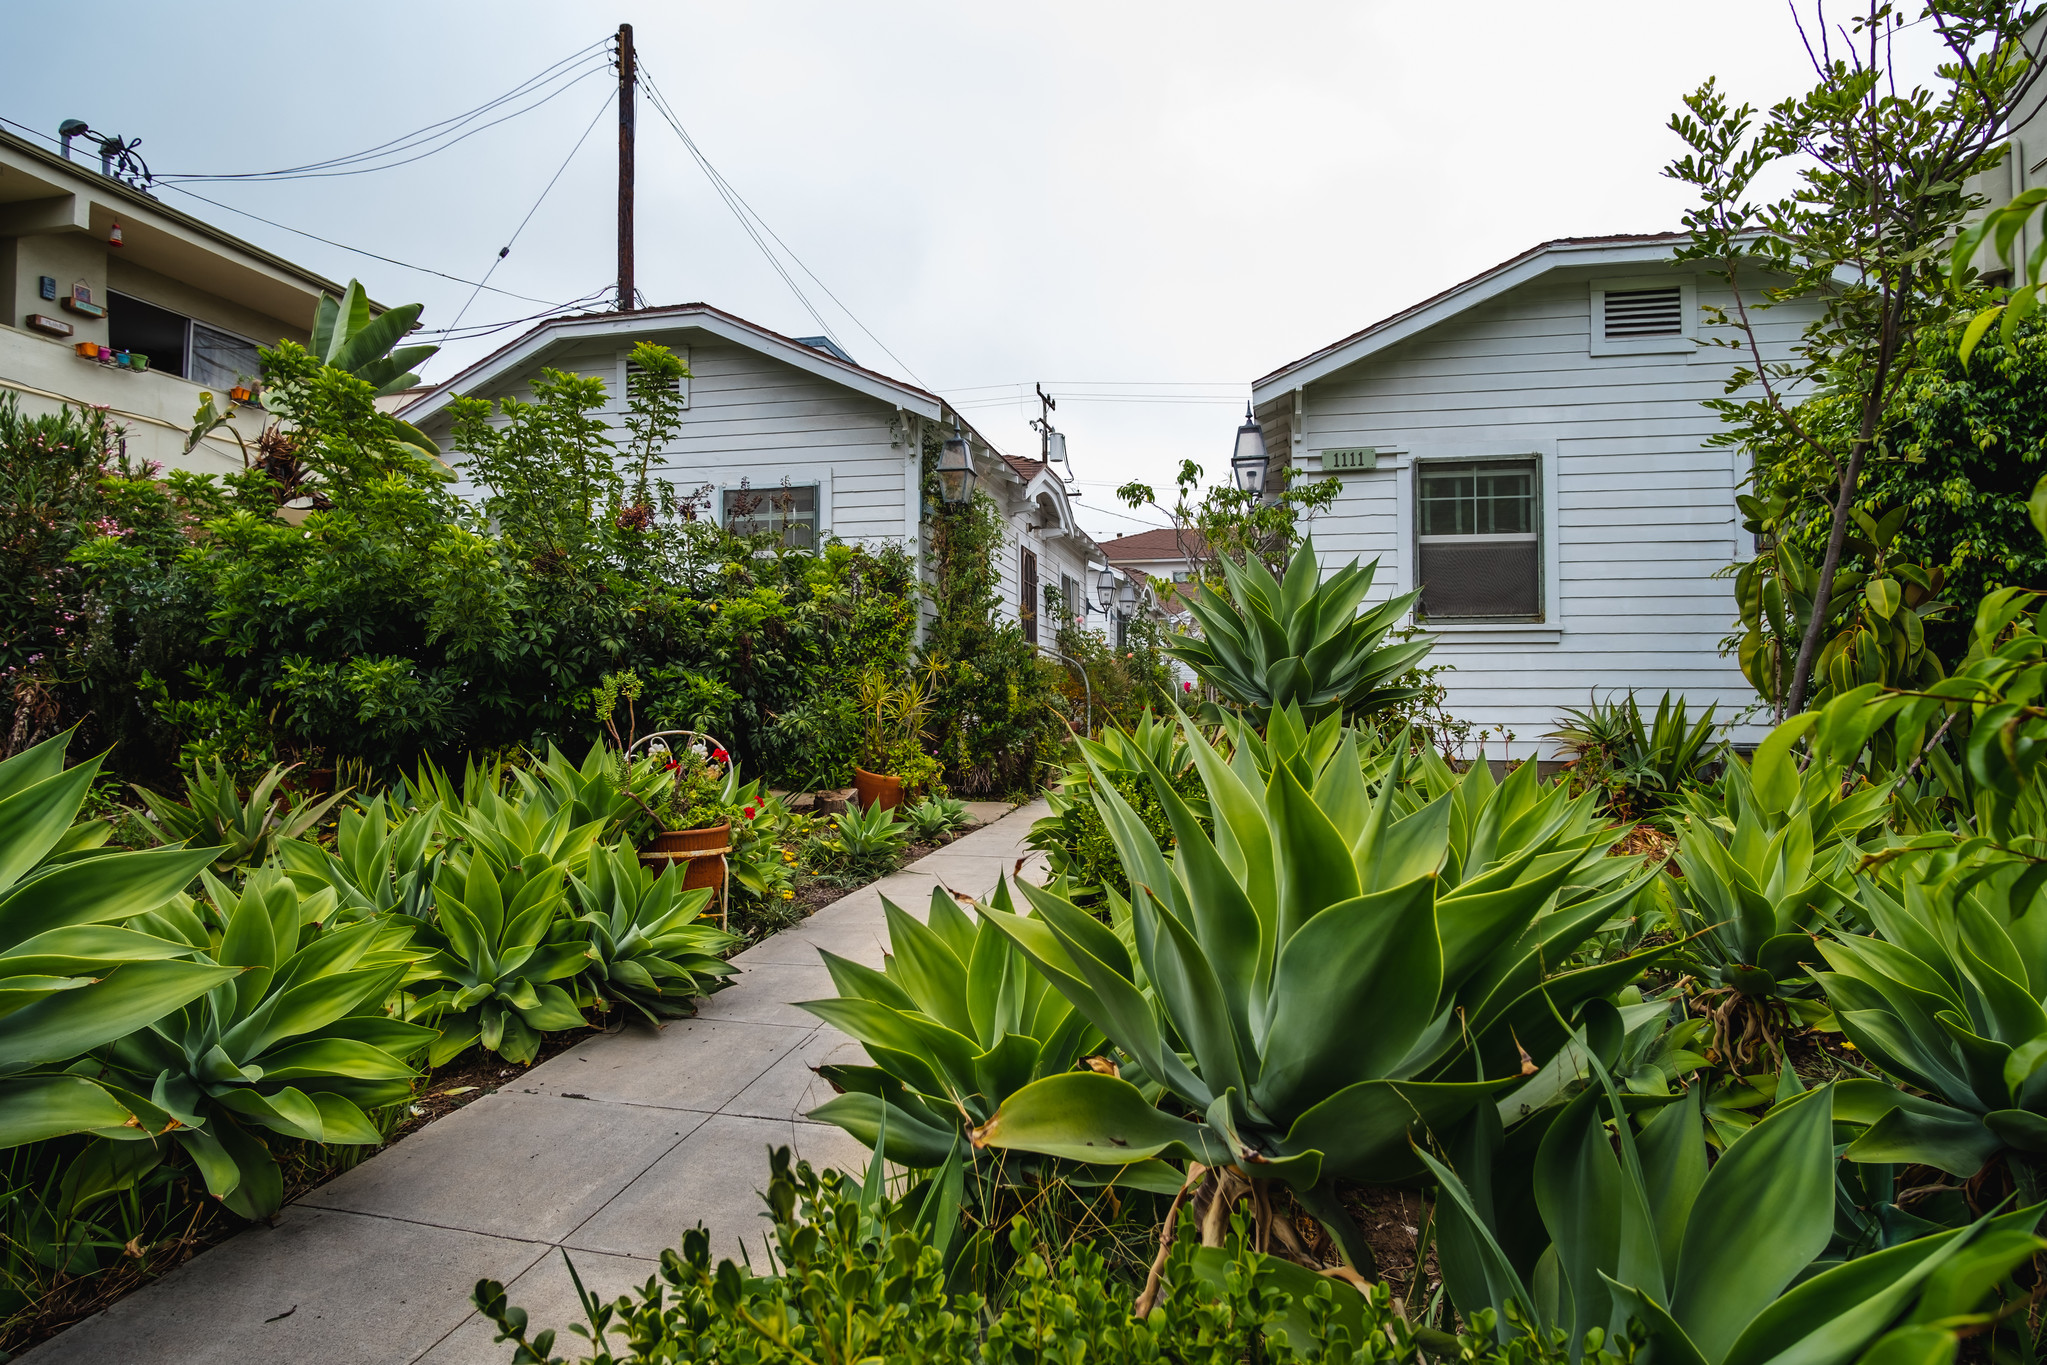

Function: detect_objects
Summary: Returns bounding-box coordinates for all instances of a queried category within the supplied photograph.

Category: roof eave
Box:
[1250,234,1693,401]
[401,304,945,424]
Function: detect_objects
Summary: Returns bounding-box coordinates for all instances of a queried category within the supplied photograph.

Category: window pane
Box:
[1418,469,1475,536]
[190,324,263,391]
[106,292,189,378]
[723,484,818,549]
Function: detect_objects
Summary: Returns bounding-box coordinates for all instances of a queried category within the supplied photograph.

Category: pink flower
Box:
[1182,681,1194,693]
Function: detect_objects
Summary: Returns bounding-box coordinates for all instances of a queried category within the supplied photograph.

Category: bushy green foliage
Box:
[1858,316,2047,660]
[10,341,920,790]
[1027,710,1207,902]
[473,1146,1604,1365]
[918,456,1064,796]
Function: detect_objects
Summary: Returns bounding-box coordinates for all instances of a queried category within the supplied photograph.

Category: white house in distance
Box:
[397,303,1108,644]
[0,123,343,474]
[1249,233,1820,759]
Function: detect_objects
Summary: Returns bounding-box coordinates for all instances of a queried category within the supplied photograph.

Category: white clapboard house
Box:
[398,303,1106,646]
[1249,233,1820,759]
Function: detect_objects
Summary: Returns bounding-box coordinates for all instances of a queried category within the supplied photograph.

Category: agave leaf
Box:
[972,1070,1232,1166]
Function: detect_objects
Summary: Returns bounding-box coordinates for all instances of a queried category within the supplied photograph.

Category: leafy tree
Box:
[1115,458,1340,586]
[1667,0,2044,718]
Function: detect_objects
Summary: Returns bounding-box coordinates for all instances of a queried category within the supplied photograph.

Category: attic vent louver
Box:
[625,353,689,409]
[1601,285,1684,339]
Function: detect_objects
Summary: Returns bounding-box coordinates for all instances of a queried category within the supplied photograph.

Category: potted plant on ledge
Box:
[852,668,941,812]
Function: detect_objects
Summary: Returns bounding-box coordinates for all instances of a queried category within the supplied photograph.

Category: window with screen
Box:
[189,323,263,390]
[1415,459,1541,621]
[722,483,818,550]
[1020,548,1039,645]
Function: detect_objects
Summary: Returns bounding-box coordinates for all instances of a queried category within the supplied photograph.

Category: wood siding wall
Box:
[421,331,915,549]
[1288,265,1815,759]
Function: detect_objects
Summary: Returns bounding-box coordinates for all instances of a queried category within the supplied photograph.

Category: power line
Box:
[0,113,567,303]
[635,68,841,352]
[638,60,930,389]
[154,43,611,182]
[154,182,563,304]
[414,286,615,342]
[431,87,616,363]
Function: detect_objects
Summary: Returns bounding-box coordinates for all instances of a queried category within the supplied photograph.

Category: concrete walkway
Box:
[28,802,1049,1365]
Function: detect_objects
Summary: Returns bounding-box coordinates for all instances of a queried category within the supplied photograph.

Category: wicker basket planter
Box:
[640,822,731,892]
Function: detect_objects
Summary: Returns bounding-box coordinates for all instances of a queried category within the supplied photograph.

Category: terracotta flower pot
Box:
[852,767,903,812]
[641,822,731,891]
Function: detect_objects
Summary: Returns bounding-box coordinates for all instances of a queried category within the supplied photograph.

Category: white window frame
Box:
[716,473,830,548]
[1388,441,1563,643]
[1589,275,1697,357]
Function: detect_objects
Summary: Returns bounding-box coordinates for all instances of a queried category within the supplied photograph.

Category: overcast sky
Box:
[4,1,1946,542]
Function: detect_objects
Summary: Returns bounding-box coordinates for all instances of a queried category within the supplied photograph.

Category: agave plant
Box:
[799,883,1127,1176]
[807,800,911,880]
[1547,690,1724,821]
[1669,729,1889,1009]
[514,742,666,840]
[1812,854,2047,1187]
[901,795,971,843]
[278,791,442,921]
[1167,536,1429,727]
[133,760,346,873]
[1428,1073,2043,1365]
[1028,709,1206,898]
[105,866,432,1218]
[406,794,603,1065]
[971,708,1663,1269]
[565,845,738,1023]
[0,733,237,1147]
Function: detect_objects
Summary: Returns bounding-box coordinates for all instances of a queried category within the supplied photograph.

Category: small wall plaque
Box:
[28,313,74,338]
[1322,447,1378,472]
[38,276,57,301]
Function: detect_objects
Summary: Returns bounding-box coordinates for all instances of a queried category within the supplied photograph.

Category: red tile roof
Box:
[1100,526,1205,562]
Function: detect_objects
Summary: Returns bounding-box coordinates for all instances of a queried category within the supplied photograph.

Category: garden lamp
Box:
[938,422,975,504]
[1231,402,1269,497]
[1096,566,1117,612]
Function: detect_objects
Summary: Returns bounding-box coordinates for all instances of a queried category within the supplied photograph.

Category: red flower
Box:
[712,747,729,763]
[1182,680,1194,693]
[662,758,681,772]
[744,805,758,819]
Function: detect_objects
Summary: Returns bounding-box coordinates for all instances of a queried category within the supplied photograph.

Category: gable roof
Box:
[398,302,945,425]
[1250,233,1689,402]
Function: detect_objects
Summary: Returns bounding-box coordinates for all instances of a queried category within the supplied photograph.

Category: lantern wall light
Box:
[938,422,975,504]
[1231,402,1269,498]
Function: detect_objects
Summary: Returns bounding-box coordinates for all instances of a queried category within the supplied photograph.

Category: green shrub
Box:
[473,1146,1609,1365]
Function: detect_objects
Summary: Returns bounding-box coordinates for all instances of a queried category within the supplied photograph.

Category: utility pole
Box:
[616,23,636,312]
[1032,383,1056,463]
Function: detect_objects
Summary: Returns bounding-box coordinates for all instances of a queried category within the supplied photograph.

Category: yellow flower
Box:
[781,890,794,899]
